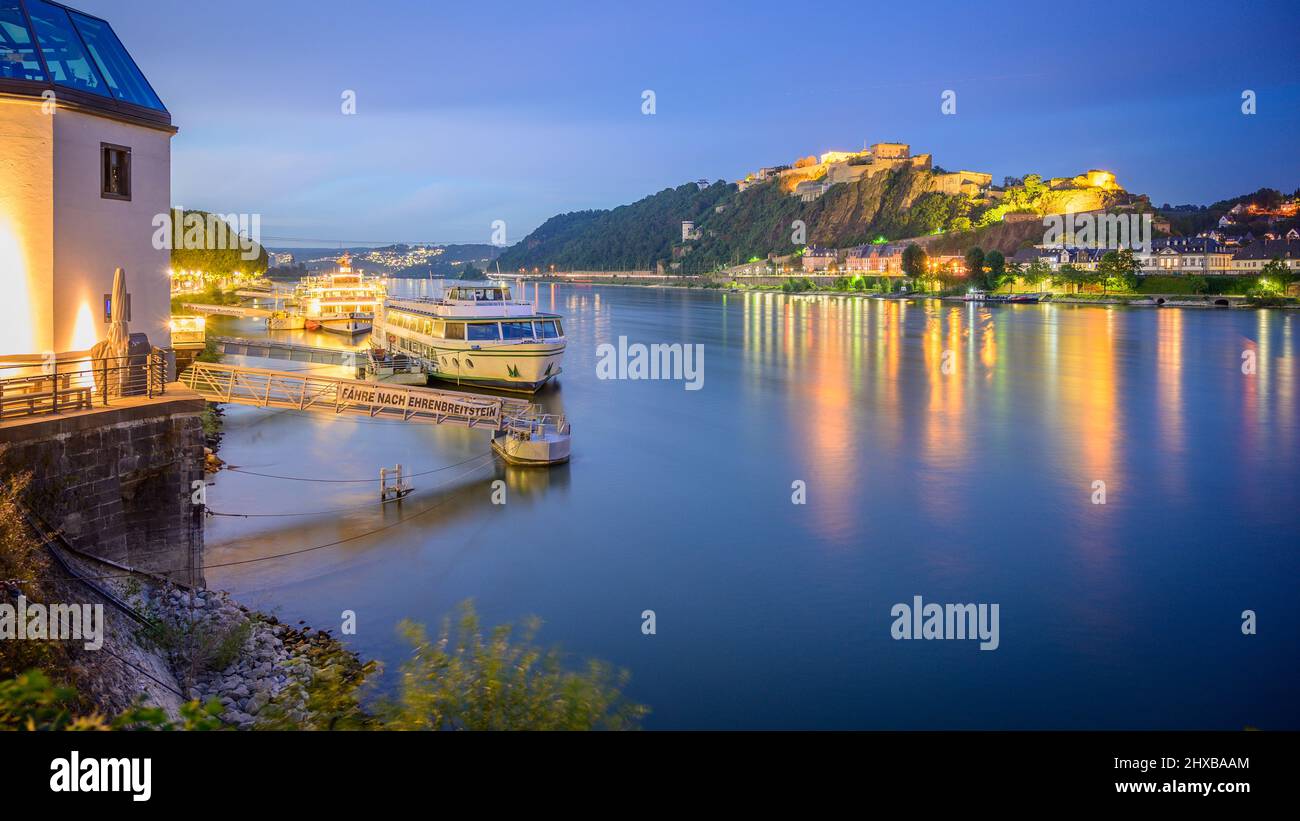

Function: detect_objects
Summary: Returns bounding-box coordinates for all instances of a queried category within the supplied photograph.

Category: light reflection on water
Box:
[204,284,1299,729]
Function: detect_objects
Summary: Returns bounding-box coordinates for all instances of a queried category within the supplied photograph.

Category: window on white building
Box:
[101,143,131,200]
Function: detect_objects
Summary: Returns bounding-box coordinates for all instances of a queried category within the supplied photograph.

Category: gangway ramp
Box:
[212,336,361,367]
[180,360,531,429]
[235,288,296,299]
[183,303,274,319]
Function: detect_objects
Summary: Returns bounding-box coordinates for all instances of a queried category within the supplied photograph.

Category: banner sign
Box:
[338,383,500,423]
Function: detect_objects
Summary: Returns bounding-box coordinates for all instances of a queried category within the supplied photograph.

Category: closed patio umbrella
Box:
[90,267,131,397]
[106,267,130,355]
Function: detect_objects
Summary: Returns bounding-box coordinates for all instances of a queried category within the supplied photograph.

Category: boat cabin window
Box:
[534,320,561,339]
[467,322,501,341]
[449,286,509,301]
[501,321,534,340]
[445,322,465,340]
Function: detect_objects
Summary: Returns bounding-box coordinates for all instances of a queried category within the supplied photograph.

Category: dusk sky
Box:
[78,0,1300,247]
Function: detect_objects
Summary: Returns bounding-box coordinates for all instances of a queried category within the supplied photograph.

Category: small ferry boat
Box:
[375,282,565,393]
[297,254,384,336]
[963,290,1010,303]
[491,414,572,465]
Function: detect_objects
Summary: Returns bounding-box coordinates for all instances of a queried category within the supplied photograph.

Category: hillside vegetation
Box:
[495,182,731,271]
[498,167,1129,274]
[169,209,268,275]
[1159,187,1300,237]
[691,166,949,270]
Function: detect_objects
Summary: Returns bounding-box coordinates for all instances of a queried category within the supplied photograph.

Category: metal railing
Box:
[501,411,570,438]
[169,315,207,348]
[179,360,529,429]
[0,352,167,421]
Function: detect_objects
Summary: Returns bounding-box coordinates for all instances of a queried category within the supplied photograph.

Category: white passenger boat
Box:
[297,254,384,336]
[375,283,565,393]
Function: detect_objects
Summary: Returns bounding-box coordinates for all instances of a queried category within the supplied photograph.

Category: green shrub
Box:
[383,602,647,731]
[1138,275,1256,296]
[0,670,223,731]
[1138,276,1207,294]
[0,464,58,680]
[1202,276,1253,295]
[140,608,253,688]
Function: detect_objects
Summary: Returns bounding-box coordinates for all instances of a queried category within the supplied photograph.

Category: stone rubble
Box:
[146,584,348,729]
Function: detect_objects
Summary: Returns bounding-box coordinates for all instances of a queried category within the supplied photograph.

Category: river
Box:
[202,281,1299,729]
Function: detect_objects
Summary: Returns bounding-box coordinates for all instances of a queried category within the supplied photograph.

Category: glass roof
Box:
[0,0,166,112]
[0,0,45,82]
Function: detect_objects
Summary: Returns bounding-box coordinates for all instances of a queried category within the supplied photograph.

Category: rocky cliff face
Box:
[682,167,960,271]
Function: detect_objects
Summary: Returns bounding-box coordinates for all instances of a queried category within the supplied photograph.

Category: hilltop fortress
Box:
[499,138,1146,276]
[738,142,993,202]
[737,142,1123,214]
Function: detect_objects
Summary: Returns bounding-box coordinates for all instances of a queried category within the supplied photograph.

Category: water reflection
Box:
[1156,308,1184,471]
[205,285,1300,730]
[1062,307,1120,498]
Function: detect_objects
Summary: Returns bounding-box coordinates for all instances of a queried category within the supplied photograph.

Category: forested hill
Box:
[497,166,1140,274]
[495,182,731,271]
[686,165,947,271]
[1158,187,1300,238]
[496,170,954,274]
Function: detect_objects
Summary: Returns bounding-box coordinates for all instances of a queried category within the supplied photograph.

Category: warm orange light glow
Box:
[1085,170,1115,188]
[980,318,997,370]
[71,301,98,352]
[0,214,36,356]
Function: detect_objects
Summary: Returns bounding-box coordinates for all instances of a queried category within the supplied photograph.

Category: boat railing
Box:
[501,411,570,438]
[390,297,535,308]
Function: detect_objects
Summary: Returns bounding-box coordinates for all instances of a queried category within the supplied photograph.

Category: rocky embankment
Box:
[142,584,362,729]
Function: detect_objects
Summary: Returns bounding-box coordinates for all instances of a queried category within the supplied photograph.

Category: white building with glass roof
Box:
[1,0,174,358]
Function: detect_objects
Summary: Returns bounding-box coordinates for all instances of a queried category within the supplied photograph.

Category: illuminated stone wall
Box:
[1040,188,1111,215]
[931,171,994,196]
[0,392,206,586]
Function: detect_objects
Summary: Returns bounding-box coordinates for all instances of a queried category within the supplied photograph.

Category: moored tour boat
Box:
[297,254,384,336]
[375,283,565,393]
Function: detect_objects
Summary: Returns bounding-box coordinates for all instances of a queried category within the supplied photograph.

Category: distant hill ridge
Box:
[497,162,1139,274]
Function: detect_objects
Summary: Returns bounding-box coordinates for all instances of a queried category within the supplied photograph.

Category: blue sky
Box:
[79,0,1300,246]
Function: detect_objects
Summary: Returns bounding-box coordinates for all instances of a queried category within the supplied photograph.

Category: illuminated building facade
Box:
[0,0,173,357]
